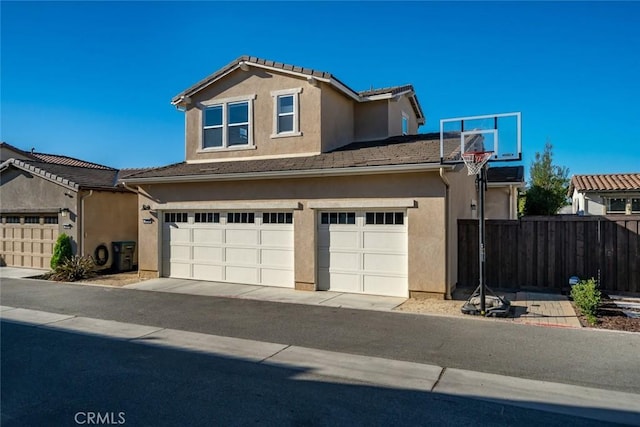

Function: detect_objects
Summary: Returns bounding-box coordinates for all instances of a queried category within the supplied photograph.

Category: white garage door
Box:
[162,211,294,287]
[317,211,408,297]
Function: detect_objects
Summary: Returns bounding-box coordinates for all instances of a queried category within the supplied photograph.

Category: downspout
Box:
[439,167,452,299]
[80,190,94,256]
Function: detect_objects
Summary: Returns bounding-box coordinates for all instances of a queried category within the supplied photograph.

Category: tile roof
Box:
[569,173,640,194]
[2,159,122,191]
[122,133,462,182]
[359,85,415,97]
[0,141,114,170]
[171,55,425,124]
[487,166,525,183]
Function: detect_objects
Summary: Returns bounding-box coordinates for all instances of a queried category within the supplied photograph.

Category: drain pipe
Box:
[80,190,94,256]
[439,167,452,300]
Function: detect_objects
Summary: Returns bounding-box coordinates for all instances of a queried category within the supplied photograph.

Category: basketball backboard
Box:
[440,112,521,164]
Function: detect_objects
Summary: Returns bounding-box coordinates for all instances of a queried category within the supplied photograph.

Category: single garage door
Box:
[0,214,59,269]
[317,211,408,297]
[162,211,294,287]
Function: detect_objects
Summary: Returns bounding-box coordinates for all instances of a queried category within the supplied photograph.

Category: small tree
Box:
[50,233,73,269]
[521,141,570,216]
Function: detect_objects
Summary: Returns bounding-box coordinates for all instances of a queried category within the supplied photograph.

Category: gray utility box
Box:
[111,241,136,272]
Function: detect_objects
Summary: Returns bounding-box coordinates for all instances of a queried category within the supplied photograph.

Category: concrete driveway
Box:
[0,267,46,279]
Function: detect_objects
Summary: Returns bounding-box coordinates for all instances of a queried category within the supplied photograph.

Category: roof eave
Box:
[121,162,454,185]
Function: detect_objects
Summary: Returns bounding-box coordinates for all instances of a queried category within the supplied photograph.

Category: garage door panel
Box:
[167,244,191,261]
[327,272,361,293]
[261,268,294,286]
[226,247,257,264]
[364,275,407,297]
[363,231,405,251]
[261,249,293,267]
[226,229,258,246]
[193,264,223,281]
[166,227,190,243]
[226,265,258,284]
[328,230,359,249]
[193,245,223,262]
[329,251,360,271]
[363,253,407,274]
[193,228,223,244]
[165,262,191,279]
[261,229,293,247]
[0,220,58,269]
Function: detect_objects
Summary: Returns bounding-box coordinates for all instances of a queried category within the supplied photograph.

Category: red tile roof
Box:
[569,173,640,193]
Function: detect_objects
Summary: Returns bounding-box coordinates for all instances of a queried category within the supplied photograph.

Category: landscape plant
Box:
[520,141,570,216]
[50,255,97,282]
[570,278,601,325]
[50,233,73,269]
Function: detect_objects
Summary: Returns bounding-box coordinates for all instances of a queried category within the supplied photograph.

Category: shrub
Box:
[50,255,97,282]
[570,278,601,325]
[50,233,73,269]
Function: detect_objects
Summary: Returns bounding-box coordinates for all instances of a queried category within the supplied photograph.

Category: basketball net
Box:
[462,151,493,175]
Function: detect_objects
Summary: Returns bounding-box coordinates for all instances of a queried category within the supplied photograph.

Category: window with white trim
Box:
[263,212,293,224]
[320,212,355,225]
[607,198,626,213]
[401,112,409,135]
[202,95,255,149]
[227,212,255,224]
[195,212,220,223]
[271,88,302,138]
[164,212,188,223]
[366,212,404,225]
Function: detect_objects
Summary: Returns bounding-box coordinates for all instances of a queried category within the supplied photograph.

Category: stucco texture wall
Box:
[354,100,388,142]
[81,190,138,269]
[388,96,419,136]
[0,167,78,248]
[185,68,322,161]
[320,84,354,152]
[136,172,451,296]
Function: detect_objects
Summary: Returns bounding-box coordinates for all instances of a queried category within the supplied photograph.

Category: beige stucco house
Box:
[568,173,640,215]
[121,55,512,299]
[0,142,138,270]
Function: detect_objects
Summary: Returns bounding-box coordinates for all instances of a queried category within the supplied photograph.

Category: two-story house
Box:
[122,55,480,299]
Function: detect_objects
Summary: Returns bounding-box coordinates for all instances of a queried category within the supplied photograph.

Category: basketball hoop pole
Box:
[478,164,487,315]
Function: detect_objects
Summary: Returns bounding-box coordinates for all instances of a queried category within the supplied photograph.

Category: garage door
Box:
[0,214,59,268]
[162,211,294,287]
[317,211,408,297]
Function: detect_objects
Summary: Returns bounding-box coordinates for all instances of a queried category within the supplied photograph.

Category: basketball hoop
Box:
[462,151,493,175]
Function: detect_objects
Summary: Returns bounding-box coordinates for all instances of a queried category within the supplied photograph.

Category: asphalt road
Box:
[1,322,614,427]
[2,278,640,395]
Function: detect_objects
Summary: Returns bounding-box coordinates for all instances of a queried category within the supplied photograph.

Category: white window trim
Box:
[271,88,302,138]
[401,112,409,135]
[200,94,256,151]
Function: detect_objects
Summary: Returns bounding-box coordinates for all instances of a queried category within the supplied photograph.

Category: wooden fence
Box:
[458,216,640,293]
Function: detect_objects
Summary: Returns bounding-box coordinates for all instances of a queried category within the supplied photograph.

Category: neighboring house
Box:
[121,55,510,299]
[0,142,137,269]
[485,166,524,220]
[568,173,640,215]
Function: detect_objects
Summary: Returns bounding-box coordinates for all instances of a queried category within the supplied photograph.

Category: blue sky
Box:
[2,1,639,180]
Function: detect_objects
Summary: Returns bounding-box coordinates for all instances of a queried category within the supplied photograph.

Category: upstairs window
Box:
[201,95,255,150]
[271,88,302,138]
[632,198,640,213]
[401,112,409,135]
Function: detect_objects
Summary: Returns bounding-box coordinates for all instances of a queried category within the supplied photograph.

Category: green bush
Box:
[570,278,601,325]
[50,233,73,269]
[50,255,97,282]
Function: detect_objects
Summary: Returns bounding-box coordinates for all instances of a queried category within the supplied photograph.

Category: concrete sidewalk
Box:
[1,305,638,425]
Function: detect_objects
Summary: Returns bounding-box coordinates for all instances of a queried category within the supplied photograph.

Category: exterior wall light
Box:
[141,204,151,211]
[59,207,70,217]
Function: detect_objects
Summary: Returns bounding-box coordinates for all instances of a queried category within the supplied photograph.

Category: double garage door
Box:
[162,210,408,297]
[162,211,294,287]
